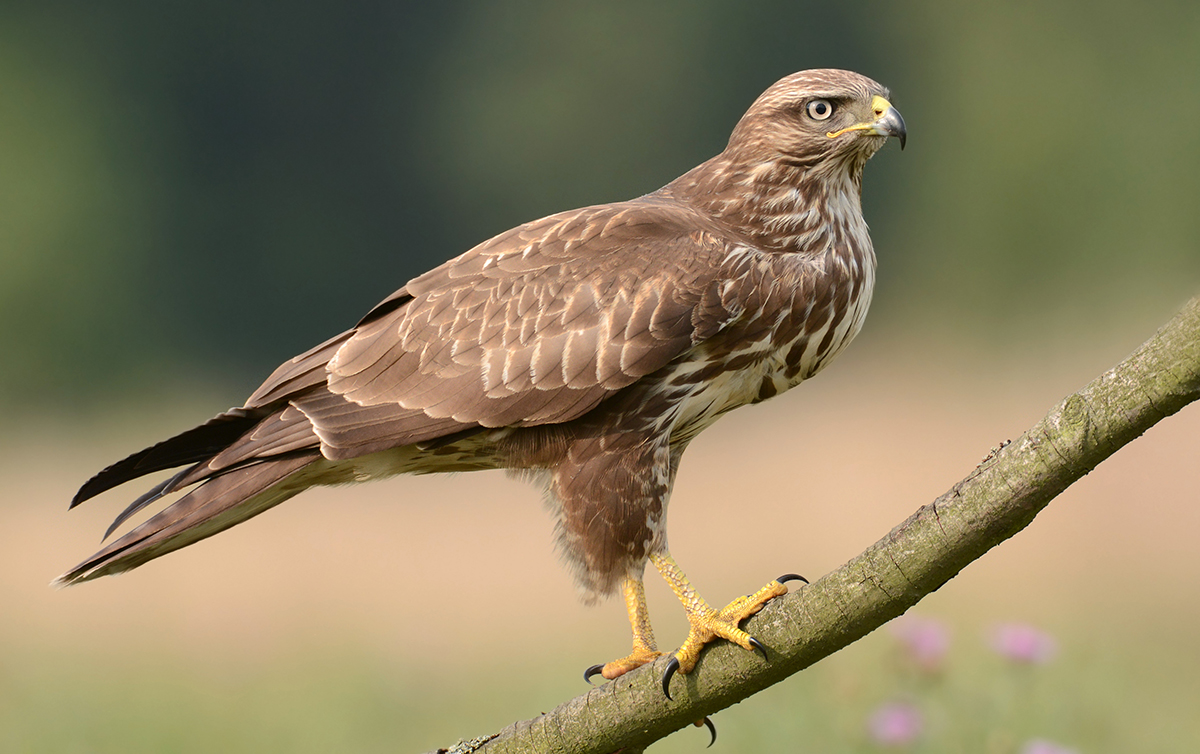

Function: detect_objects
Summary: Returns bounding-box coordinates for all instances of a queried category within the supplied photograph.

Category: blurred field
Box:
[3,327,1199,752]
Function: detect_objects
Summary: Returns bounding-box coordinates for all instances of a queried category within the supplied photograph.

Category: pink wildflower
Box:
[889,615,950,671]
[866,701,923,747]
[1021,739,1079,754]
[990,622,1058,664]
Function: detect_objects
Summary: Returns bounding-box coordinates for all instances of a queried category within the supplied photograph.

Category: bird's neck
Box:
[664,153,866,254]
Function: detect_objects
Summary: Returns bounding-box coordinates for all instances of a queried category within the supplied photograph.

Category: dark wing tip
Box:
[69,408,263,509]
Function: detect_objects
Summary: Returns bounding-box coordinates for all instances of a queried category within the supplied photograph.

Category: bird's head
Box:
[726,69,906,177]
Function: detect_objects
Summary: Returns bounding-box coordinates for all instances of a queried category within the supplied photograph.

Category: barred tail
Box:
[56,453,319,586]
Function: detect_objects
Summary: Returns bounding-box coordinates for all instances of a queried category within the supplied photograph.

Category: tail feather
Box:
[70,408,265,508]
[56,453,319,586]
[102,465,199,539]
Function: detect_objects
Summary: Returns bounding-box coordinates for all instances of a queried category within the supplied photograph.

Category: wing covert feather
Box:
[249,199,744,460]
[331,202,737,425]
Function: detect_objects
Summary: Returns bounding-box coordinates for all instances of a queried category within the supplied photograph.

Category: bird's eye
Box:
[806,99,834,121]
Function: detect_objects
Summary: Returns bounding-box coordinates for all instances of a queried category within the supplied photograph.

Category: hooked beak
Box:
[827,95,907,150]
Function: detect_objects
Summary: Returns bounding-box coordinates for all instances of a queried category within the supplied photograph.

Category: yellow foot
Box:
[585,645,664,683]
[655,565,807,700]
[585,575,663,685]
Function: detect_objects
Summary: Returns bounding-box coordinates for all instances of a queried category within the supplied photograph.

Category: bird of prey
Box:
[60,69,905,697]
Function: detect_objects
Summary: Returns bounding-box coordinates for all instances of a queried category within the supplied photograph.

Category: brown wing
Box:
[245,197,743,461]
[69,196,746,518]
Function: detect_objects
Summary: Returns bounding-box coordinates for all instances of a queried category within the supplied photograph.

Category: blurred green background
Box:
[5,0,1198,408]
[2,1,1199,752]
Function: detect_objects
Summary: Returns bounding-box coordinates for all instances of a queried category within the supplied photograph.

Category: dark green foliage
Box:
[2,2,1198,405]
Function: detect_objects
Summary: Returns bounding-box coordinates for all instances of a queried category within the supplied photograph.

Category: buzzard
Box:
[60,69,905,697]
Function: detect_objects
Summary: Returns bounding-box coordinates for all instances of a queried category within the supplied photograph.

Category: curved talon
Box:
[748,636,769,662]
[583,663,606,686]
[694,716,717,747]
[776,573,809,584]
[661,656,680,700]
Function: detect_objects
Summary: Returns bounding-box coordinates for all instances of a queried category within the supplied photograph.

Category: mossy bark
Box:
[428,296,1200,754]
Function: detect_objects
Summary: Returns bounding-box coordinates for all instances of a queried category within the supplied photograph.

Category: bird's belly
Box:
[669,282,873,445]
[669,366,766,444]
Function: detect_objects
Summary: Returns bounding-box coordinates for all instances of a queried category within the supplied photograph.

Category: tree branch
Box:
[428,296,1200,754]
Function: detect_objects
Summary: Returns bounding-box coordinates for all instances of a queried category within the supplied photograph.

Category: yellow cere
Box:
[826,95,895,140]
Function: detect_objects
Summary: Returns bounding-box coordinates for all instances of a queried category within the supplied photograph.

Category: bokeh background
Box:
[3,2,1198,752]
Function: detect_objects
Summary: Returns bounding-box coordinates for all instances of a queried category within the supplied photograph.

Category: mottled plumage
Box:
[60,69,905,685]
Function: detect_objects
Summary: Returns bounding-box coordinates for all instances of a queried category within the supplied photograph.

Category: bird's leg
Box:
[651,552,790,682]
[587,574,664,682]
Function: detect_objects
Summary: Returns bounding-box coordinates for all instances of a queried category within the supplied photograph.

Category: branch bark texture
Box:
[431,296,1200,754]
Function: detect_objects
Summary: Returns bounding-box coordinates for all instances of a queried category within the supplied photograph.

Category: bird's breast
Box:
[667,234,875,446]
